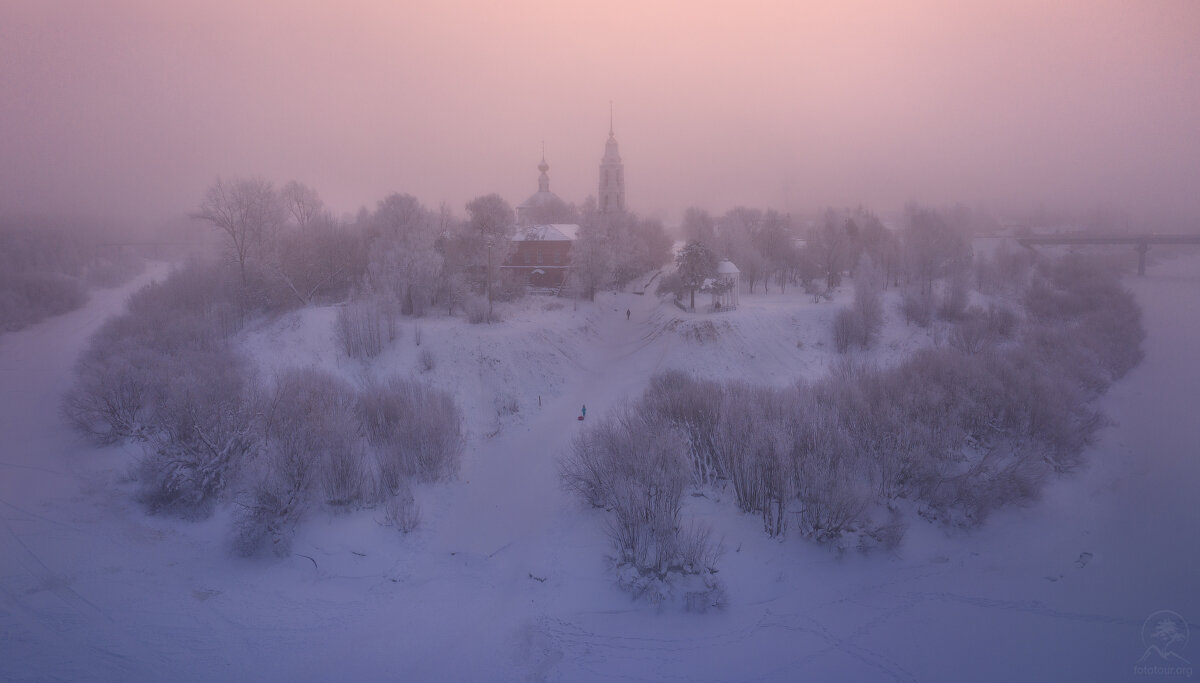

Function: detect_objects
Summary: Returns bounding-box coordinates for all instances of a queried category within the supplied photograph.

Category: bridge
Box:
[98,241,188,259]
[1016,234,1200,275]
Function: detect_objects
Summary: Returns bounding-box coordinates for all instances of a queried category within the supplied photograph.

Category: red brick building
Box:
[503,224,578,289]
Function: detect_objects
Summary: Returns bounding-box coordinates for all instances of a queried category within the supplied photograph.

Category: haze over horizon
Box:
[2,0,1198,230]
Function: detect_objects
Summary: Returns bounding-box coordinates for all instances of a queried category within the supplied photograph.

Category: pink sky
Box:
[2,0,1198,227]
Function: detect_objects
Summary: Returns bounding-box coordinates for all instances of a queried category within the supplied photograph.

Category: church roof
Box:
[513,224,579,242]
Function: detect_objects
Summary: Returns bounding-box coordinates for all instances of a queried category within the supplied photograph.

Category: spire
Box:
[537,144,550,192]
[609,100,614,137]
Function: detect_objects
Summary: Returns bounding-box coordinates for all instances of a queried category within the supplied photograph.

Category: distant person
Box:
[581,404,587,419]
[626,309,631,320]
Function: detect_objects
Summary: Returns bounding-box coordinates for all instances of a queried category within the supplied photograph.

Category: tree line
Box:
[192,177,675,324]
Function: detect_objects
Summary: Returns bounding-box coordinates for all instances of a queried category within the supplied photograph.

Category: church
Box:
[504,119,626,290]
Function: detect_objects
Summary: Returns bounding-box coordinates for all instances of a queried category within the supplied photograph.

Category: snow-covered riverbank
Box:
[1,255,1197,681]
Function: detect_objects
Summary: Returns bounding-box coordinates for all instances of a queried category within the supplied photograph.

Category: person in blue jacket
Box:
[581,404,587,419]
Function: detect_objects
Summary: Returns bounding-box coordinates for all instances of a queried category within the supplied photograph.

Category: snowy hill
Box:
[2,255,1199,681]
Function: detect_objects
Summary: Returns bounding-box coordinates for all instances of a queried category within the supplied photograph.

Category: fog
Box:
[2,0,1198,229]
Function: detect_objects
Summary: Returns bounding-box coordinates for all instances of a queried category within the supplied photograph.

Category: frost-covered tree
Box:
[853,252,884,344]
[674,240,718,310]
[718,207,769,293]
[465,194,515,323]
[758,210,798,293]
[901,204,972,295]
[569,215,613,301]
[808,209,851,290]
[367,193,442,316]
[280,180,325,229]
[193,177,285,288]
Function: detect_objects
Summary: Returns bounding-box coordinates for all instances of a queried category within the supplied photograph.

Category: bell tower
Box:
[598,102,625,215]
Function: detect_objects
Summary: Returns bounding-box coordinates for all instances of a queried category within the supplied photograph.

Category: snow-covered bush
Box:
[63,260,241,444]
[948,303,1018,355]
[937,269,971,321]
[832,307,865,353]
[383,481,421,534]
[493,392,519,417]
[712,383,792,536]
[417,347,435,373]
[464,295,492,324]
[136,348,260,517]
[232,368,365,554]
[833,256,884,352]
[899,286,934,327]
[267,368,365,507]
[573,408,715,588]
[62,335,161,444]
[854,254,884,340]
[788,397,872,542]
[948,308,991,355]
[560,407,724,605]
[359,375,464,491]
[335,298,397,359]
[640,370,724,486]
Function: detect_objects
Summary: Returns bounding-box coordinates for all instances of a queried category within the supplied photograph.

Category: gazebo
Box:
[712,260,740,310]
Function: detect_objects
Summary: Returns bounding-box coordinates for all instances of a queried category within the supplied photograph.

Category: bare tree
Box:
[808,209,850,290]
[901,204,972,295]
[718,207,769,293]
[193,177,285,287]
[280,180,325,229]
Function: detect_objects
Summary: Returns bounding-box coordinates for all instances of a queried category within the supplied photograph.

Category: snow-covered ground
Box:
[1,255,1198,681]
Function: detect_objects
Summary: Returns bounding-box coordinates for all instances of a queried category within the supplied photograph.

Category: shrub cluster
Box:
[63,260,243,447]
[839,255,886,352]
[570,254,1144,554]
[63,261,464,553]
[947,303,1018,355]
[234,370,463,555]
[559,407,725,608]
[335,298,398,359]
